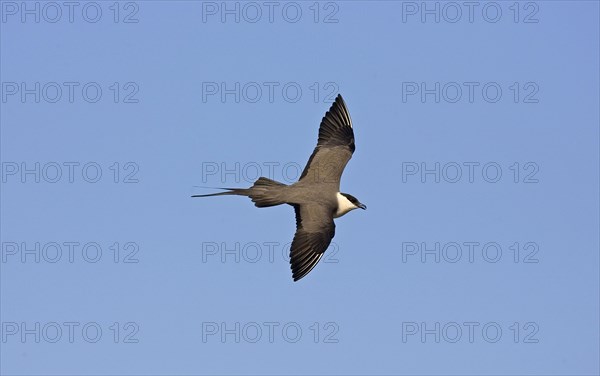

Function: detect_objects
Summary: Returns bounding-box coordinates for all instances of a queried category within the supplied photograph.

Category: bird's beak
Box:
[359,203,367,210]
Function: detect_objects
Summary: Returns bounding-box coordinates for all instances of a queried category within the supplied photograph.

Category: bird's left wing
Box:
[290,204,336,281]
[298,94,355,189]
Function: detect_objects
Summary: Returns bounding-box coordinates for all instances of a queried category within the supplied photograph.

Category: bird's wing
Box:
[298,94,355,189]
[290,204,336,281]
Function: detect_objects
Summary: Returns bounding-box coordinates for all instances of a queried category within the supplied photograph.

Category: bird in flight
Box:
[193,94,366,281]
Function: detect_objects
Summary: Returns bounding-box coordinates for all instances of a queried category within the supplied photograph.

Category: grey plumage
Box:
[193,94,365,281]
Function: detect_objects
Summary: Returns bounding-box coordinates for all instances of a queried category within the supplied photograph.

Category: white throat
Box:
[334,192,357,218]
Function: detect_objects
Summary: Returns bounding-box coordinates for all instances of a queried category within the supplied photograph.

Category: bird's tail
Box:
[192,177,287,208]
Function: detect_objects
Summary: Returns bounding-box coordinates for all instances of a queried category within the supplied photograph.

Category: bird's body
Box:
[193,94,365,281]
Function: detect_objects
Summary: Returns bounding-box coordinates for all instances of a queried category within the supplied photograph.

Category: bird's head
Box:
[335,192,367,218]
[345,193,367,210]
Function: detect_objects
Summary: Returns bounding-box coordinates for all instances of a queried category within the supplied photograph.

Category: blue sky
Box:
[1,1,599,375]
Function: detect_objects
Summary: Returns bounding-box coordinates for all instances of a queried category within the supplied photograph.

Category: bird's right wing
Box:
[290,204,336,281]
[298,94,355,189]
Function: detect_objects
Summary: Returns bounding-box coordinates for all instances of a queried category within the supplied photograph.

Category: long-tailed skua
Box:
[193,94,365,281]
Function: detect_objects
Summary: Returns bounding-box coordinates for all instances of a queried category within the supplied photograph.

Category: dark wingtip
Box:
[335,93,346,106]
[320,93,353,136]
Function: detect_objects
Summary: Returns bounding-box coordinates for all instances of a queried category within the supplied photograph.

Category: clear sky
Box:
[1,1,599,375]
